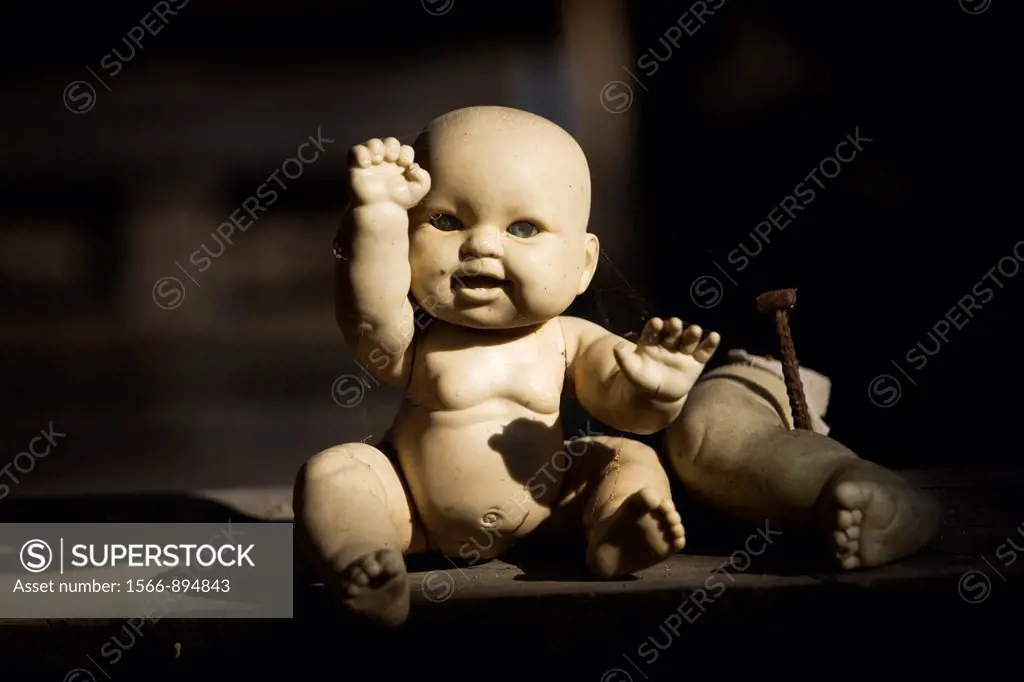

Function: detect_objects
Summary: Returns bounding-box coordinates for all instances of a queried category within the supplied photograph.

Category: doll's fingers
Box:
[404,161,427,180]
[397,144,416,167]
[639,317,664,347]
[382,137,402,162]
[661,317,684,348]
[676,325,703,354]
[693,331,721,364]
[404,163,432,196]
[350,144,372,169]
[366,138,386,163]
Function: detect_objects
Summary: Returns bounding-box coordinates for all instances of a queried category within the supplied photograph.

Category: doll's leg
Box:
[294,442,425,626]
[663,358,939,569]
[562,436,686,579]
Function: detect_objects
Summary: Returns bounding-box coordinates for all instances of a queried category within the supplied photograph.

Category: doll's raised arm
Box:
[334,138,431,388]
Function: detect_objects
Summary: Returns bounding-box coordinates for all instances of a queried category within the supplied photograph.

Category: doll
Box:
[295,106,717,626]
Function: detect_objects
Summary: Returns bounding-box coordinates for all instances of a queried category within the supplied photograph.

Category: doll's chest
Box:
[413,323,566,412]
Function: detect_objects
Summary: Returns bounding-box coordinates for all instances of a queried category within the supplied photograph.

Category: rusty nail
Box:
[756,288,813,431]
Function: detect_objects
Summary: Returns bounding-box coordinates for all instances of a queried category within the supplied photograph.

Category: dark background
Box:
[637,0,1016,470]
[0,0,1014,500]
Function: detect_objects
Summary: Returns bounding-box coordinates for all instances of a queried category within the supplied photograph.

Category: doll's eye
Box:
[507,221,539,238]
[429,213,463,231]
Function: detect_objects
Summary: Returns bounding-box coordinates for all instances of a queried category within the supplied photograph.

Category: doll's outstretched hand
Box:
[613,318,721,402]
[349,137,431,210]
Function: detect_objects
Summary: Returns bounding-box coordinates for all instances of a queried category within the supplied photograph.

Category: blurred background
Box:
[0,0,1014,499]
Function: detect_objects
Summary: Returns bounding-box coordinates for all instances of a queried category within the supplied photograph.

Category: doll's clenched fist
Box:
[613,317,720,402]
[349,137,431,210]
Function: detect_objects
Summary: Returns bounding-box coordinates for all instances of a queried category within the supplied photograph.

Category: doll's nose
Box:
[460,224,503,259]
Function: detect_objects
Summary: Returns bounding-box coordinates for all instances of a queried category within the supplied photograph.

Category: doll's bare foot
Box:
[587,487,686,579]
[824,463,940,570]
[338,547,409,627]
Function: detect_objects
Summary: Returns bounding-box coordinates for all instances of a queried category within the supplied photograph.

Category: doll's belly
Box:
[391,402,566,559]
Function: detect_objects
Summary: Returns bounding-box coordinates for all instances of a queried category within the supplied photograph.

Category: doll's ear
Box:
[576,233,600,295]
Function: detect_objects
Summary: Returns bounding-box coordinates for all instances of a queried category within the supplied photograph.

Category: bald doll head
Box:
[407,106,600,330]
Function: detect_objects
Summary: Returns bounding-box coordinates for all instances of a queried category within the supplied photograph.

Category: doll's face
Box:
[408,107,599,330]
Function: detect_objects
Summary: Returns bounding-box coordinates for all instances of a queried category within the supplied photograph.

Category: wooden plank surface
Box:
[2,474,1020,679]
[2,478,1019,615]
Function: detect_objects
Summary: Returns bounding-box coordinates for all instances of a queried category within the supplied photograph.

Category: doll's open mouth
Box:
[452,274,509,303]
[454,275,507,290]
